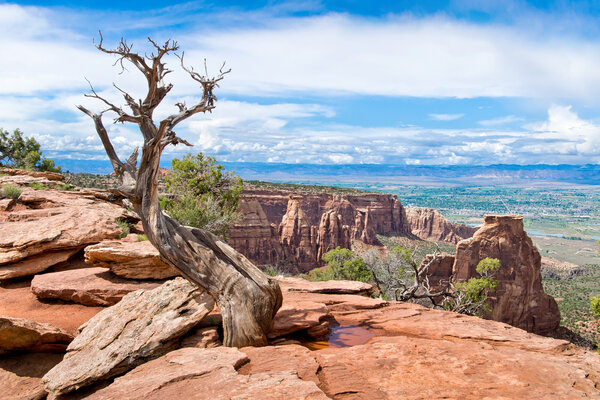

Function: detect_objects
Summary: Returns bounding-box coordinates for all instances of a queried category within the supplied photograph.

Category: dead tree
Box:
[78,35,282,347]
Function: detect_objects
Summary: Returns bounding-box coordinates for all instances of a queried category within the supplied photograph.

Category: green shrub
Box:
[0,128,61,172]
[161,153,242,238]
[305,247,372,282]
[28,182,49,190]
[1,184,21,200]
[591,294,600,319]
[137,234,149,242]
[115,218,133,238]
[444,257,501,317]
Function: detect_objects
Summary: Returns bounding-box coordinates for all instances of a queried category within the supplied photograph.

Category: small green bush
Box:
[1,184,21,200]
[304,247,372,282]
[444,257,501,317]
[28,182,49,190]
[137,234,149,242]
[115,218,133,238]
[591,294,600,319]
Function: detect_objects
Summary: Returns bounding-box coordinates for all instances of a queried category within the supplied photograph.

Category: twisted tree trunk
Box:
[78,35,282,347]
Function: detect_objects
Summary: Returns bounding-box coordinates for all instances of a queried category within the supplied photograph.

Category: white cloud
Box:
[429,113,464,121]
[478,115,523,126]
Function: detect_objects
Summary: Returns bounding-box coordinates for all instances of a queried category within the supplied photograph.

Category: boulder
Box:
[31,267,162,306]
[268,300,330,339]
[0,316,73,354]
[453,215,561,334]
[84,240,179,279]
[405,207,477,244]
[82,347,328,400]
[277,276,373,295]
[0,188,130,279]
[42,278,214,396]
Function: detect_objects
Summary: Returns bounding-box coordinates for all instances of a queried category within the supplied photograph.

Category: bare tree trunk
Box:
[78,36,282,347]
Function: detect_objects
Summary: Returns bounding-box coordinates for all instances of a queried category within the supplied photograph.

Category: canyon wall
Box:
[229,189,474,272]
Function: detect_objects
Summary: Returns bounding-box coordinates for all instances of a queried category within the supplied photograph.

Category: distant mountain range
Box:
[55,159,600,187]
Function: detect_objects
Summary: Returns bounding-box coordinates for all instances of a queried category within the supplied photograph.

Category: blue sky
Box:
[2,1,600,165]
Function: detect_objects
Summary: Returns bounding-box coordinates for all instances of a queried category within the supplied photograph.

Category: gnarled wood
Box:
[78,34,282,347]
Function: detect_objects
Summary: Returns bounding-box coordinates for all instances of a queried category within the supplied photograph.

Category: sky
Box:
[2,1,600,166]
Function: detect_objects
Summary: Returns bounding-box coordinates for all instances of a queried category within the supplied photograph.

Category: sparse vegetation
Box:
[28,182,49,190]
[542,264,600,347]
[137,234,148,242]
[1,184,22,200]
[160,153,242,238]
[115,218,133,239]
[443,258,500,317]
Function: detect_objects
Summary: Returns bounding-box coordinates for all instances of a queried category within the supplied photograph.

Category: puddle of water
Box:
[303,325,378,350]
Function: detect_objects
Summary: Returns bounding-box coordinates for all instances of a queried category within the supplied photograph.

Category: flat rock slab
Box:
[0,278,103,337]
[277,276,373,295]
[31,267,162,306]
[0,188,130,279]
[0,316,73,354]
[0,248,80,281]
[84,347,328,400]
[0,352,64,400]
[42,278,214,396]
[84,239,179,279]
[268,300,330,339]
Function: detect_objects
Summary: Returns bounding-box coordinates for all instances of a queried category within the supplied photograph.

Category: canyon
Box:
[229,189,476,272]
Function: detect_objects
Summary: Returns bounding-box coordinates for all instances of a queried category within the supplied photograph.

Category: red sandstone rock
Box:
[84,239,179,279]
[30,267,162,306]
[82,347,328,400]
[268,300,330,338]
[228,189,412,270]
[419,252,455,293]
[453,215,560,334]
[406,207,478,244]
[0,167,64,181]
[277,276,373,295]
[0,316,73,354]
[228,198,283,266]
[0,352,63,400]
[279,198,320,272]
[0,188,130,279]
[316,209,351,261]
[42,278,215,396]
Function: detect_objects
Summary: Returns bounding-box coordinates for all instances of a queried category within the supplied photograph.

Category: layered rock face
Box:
[452,215,560,334]
[229,189,476,272]
[406,207,477,244]
[0,180,131,280]
[229,190,414,272]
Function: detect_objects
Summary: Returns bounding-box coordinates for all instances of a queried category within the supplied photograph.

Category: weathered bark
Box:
[78,35,282,347]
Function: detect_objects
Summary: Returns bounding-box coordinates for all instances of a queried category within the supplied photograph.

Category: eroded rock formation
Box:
[0,316,73,354]
[406,207,477,244]
[452,215,560,334]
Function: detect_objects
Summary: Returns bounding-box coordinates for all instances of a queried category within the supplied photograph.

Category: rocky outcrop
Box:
[227,198,283,266]
[406,207,477,244]
[419,252,455,293]
[0,167,64,181]
[30,267,163,306]
[42,278,214,396]
[229,189,475,272]
[81,347,328,400]
[0,185,130,280]
[452,215,560,334]
[0,316,73,354]
[279,198,320,271]
[317,210,351,262]
[276,276,373,295]
[84,239,179,279]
